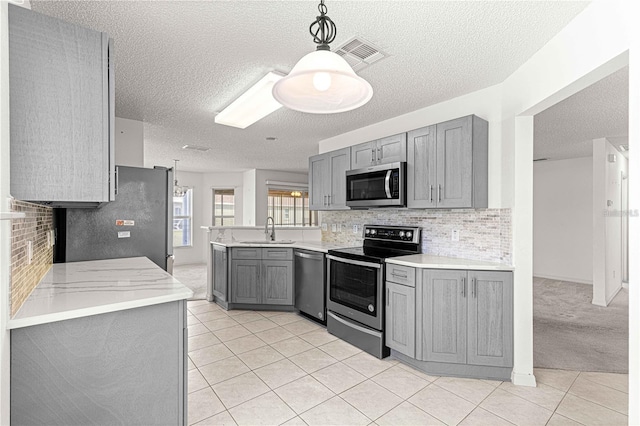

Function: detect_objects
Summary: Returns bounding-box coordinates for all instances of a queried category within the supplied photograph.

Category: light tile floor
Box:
[186,300,629,426]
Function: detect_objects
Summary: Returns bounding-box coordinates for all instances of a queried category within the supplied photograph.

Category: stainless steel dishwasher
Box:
[294,249,326,324]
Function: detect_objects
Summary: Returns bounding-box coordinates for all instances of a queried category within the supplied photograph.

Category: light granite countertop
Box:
[386,254,514,271]
[210,240,353,253]
[8,257,193,329]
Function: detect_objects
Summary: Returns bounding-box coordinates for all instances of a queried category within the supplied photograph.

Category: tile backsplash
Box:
[321,208,512,264]
[10,200,54,316]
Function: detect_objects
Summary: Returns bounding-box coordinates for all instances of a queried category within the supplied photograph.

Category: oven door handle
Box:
[326,255,382,269]
[327,312,380,337]
[384,170,392,198]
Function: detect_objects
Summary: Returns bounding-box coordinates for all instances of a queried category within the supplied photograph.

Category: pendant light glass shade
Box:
[272,50,373,114]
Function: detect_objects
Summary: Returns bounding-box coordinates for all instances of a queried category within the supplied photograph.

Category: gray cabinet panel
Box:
[436,116,473,208]
[213,245,228,302]
[378,133,407,164]
[8,5,113,205]
[263,248,293,261]
[309,154,328,210]
[421,269,467,364]
[385,281,415,357]
[231,260,261,304]
[232,247,261,259]
[263,260,294,305]
[309,148,350,211]
[329,149,350,209]
[467,271,513,367]
[407,126,437,208]
[351,141,377,169]
[11,301,185,425]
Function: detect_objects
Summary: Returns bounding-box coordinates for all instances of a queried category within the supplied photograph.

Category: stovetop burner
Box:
[328,225,422,263]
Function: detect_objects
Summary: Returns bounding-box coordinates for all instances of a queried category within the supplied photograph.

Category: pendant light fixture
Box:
[272,0,373,114]
[173,159,187,197]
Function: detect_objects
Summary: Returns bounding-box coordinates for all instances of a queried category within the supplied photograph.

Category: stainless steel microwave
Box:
[346,162,406,208]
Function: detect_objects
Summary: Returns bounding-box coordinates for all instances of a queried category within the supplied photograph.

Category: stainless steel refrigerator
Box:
[55,166,174,272]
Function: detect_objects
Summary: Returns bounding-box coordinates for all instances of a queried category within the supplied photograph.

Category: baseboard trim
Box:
[622,281,629,290]
[533,274,592,285]
[605,284,623,305]
[511,371,537,387]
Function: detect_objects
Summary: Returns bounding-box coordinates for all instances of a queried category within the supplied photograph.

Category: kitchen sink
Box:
[238,240,296,244]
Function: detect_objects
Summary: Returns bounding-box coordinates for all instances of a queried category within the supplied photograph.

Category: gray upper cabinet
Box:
[407,115,488,209]
[351,133,407,169]
[308,148,350,211]
[8,5,115,206]
[230,248,293,306]
[212,244,228,302]
[417,269,513,368]
[467,271,513,367]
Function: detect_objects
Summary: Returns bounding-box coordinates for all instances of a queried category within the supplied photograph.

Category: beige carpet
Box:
[173,263,207,300]
[533,277,628,373]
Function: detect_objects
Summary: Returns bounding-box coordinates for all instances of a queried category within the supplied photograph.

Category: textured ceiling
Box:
[534,66,629,161]
[31,0,590,173]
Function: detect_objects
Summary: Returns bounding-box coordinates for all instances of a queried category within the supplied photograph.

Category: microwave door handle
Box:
[385,170,392,198]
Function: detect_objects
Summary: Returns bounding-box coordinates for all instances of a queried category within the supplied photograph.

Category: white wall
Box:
[114,117,144,167]
[533,157,593,284]
[0,3,12,423]
[593,138,628,306]
[243,169,256,226]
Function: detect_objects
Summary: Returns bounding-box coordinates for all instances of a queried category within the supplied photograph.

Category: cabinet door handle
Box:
[473,278,477,298]
[328,195,331,205]
[438,184,442,203]
[371,149,376,163]
[429,185,433,202]
[462,277,466,297]
[324,195,327,206]
[377,148,381,162]
[387,288,389,306]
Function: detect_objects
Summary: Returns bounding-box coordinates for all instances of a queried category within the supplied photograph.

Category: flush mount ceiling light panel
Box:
[272,0,373,114]
[215,71,285,129]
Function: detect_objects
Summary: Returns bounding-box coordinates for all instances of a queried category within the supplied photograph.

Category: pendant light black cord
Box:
[309,0,336,51]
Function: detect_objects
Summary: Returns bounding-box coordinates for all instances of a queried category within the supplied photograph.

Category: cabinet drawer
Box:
[262,248,293,260]
[231,248,261,259]
[386,264,415,287]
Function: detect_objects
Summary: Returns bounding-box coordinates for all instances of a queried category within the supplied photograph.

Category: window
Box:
[213,188,235,226]
[173,188,193,247]
[267,189,317,226]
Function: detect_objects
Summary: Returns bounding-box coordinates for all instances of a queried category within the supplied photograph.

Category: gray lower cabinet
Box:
[212,244,228,302]
[309,148,351,210]
[8,5,115,206]
[417,269,513,368]
[385,281,416,357]
[351,133,407,169]
[11,301,187,425]
[230,248,293,306]
[407,115,488,209]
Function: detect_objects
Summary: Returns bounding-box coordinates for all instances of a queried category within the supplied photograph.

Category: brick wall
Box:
[321,208,512,264]
[10,200,53,316]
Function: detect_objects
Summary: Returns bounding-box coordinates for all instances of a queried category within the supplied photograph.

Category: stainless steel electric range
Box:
[326,225,422,358]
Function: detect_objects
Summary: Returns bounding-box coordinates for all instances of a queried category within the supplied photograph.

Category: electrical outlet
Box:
[338,223,343,232]
[321,223,328,231]
[451,229,460,241]
[27,240,33,265]
[331,223,337,233]
[353,225,359,234]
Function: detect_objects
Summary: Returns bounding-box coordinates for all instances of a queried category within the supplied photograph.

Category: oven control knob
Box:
[406,231,413,239]
[399,231,405,238]
[365,229,370,234]
[370,229,376,235]
[368,304,375,312]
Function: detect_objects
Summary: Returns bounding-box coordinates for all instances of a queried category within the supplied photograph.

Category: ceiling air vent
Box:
[182,144,210,152]
[335,36,388,72]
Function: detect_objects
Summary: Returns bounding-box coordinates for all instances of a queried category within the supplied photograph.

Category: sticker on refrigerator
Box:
[115,220,135,226]
[118,231,130,239]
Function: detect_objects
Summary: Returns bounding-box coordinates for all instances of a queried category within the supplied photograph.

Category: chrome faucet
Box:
[265,216,276,241]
